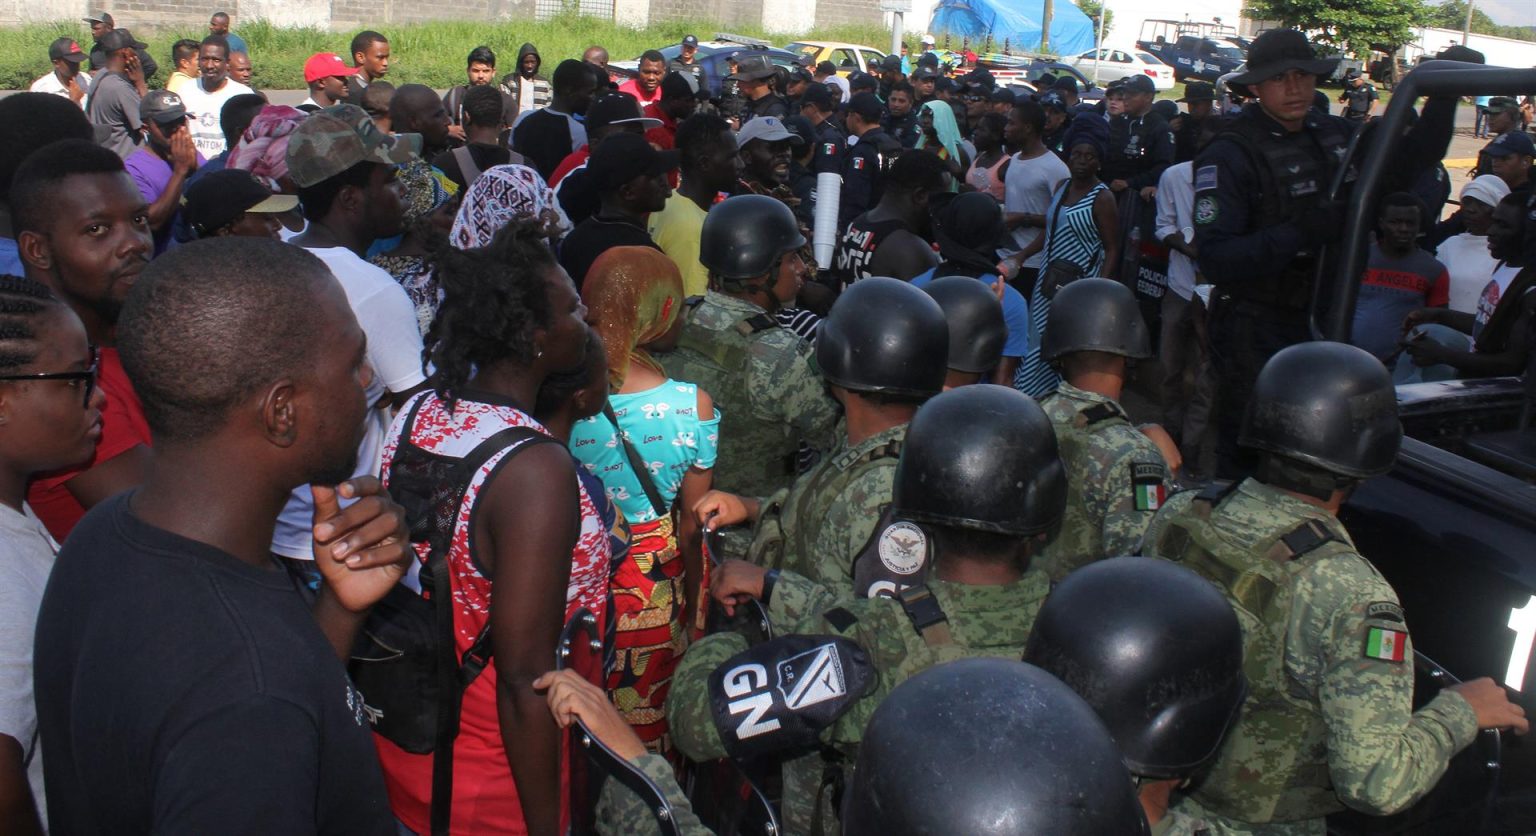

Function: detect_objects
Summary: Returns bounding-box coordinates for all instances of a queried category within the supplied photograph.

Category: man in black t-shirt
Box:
[433,85,522,191]
[558,132,675,288]
[512,59,598,180]
[33,238,412,834]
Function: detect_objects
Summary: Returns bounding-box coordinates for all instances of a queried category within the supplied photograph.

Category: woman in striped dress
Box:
[1009,125,1121,397]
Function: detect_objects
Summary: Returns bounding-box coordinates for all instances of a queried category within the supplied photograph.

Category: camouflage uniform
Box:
[1142,479,1480,836]
[595,751,709,835]
[668,567,1052,836]
[1036,382,1170,582]
[748,422,905,598]
[659,291,839,502]
[1153,808,1212,836]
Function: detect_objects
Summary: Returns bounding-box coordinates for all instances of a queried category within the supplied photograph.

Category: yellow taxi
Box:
[786,41,888,76]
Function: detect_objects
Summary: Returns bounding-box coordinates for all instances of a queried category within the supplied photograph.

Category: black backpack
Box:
[349,396,556,835]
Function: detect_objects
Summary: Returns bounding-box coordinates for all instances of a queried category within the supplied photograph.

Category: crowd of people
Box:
[1,12,1534,836]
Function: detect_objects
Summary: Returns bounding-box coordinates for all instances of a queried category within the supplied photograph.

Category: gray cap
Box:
[736,115,803,147]
[728,53,779,81]
[140,90,189,125]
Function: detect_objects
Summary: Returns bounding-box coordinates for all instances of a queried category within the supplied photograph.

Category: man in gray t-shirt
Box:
[1351,194,1450,364]
[1002,101,1069,290]
[86,30,148,159]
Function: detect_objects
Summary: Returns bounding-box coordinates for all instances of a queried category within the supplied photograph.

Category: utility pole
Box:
[883,0,908,56]
[1041,0,1053,53]
[1093,2,1106,84]
[1461,0,1475,44]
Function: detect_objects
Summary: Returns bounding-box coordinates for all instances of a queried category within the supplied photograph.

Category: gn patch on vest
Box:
[1195,195,1218,225]
[707,635,875,760]
[1364,625,1407,662]
[1131,462,1167,511]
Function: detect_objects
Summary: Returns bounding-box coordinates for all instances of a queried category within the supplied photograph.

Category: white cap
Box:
[1460,174,1511,209]
[921,33,936,44]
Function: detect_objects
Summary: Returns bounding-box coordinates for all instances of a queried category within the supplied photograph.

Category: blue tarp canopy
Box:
[930,0,1097,56]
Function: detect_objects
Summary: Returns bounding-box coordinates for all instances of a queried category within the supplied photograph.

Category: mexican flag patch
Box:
[852,157,866,170]
[1131,462,1166,511]
[822,142,837,155]
[1364,626,1407,662]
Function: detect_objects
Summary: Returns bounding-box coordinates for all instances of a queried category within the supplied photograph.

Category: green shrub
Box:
[0,17,894,90]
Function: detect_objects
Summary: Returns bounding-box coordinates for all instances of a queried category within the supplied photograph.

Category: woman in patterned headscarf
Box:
[567,246,721,755]
[450,163,570,250]
[226,105,308,233]
[368,160,459,335]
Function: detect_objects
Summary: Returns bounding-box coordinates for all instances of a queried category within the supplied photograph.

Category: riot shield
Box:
[558,608,683,836]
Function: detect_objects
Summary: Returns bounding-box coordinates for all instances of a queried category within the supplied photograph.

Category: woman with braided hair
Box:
[374,222,607,835]
[0,276,103,834]
[569,246,720,757]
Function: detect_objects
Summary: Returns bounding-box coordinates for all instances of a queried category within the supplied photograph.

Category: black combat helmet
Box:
[1239,341,1401,479]
[843,658,1149,836]
[922,276,1006,374]
[817,276,948,397]
[1041,277,1151,361]
[893,384,1067,535]
[1024,557,1247,779]
[699,194,805,287]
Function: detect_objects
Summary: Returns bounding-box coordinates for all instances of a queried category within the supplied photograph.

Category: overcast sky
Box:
[1454,0,1536,29]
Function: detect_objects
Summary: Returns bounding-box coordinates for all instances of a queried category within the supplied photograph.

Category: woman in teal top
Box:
[568,246,720,755]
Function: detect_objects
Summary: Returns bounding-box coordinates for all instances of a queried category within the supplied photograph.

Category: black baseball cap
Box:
[585,92,661,133]
[801,82,835,111]
[989,88,1015,104]
[816,60,837,76]
[681,34,699,47]
[183,170,299,237]
[848,70,878,92]
[98,28,146,53]
[82,11,113,24]
[49,37,87,63]
[1345,68,1362,80]
[139,90,189,125]
[847,91,883,121]
[729,54,779,82]
[787,66,812,83]
[879,54,903,73]
[1053,76,1079,93]
[911,66,939,81]
[1122,74,1156,94]
[588,132,679,190]
[781,115,817,148]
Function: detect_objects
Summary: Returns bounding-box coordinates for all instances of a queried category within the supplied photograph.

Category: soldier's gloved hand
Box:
[1449,677,1529,735]
[1294,200,1345,246]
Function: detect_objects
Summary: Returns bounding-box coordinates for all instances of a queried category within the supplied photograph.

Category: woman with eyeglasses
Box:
[0,275,104,835]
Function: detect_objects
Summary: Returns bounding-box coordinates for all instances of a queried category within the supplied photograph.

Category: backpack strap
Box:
[896,584,953,648]
[736,313,779,335]
[426,420,555,836]
[602,401,670,519]
[452,145,484,189]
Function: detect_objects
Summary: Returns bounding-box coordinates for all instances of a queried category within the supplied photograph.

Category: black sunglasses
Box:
[0,345,99,408]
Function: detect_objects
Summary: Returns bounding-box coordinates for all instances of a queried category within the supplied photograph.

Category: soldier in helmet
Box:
[1142,342,1528,834]
[844,659,1149,836]
[921,275,1006,389]
[692,276,948,597]
[668,384,1067,834]
[1025,557,1248,835]
[659,195,839,516]
[1035,278,1173,582]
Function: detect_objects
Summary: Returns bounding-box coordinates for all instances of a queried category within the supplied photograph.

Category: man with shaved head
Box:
[33,236,412,831]
[388,83,454,159]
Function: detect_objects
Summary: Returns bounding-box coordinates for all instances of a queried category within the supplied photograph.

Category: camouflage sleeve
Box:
[595,752,711,836]
[811,461,897,591]
[1150,808,1210,836]
[747,331,839,450]
[1290,552,1480,816]
[1136,489,1198,557]
[667,632,751,762]
[1090,430,1168,557]
[766,568,849,628]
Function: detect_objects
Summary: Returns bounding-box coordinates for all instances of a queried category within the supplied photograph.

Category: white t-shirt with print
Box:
[177,77,255,157]
[1437,232,1500,315]
[271,246,428,559]
[0,503,59,828]
[1472,262,1523,343]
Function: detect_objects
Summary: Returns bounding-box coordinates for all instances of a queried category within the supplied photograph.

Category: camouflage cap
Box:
[285,104,422,188]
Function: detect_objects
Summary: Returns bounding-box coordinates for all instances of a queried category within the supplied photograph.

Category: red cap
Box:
[303,52,351,84]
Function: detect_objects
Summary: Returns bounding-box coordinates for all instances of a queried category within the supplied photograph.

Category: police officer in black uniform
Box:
[730,54,790,123]
[839,92,903,231]
[1337,68,1378,124]
[1104,74,1176,204]
[669,34,706,91]
[843,659,1150,836]
[798,82,846,177]
[1191,28,1456,477]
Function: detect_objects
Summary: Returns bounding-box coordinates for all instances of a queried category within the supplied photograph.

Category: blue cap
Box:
[1485,131,1536,158]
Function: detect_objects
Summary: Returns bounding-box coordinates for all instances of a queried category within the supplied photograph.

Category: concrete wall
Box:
[3,0,880,32]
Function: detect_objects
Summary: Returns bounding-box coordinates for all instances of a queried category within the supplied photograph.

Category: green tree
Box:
[1423,0,1536,41]
[1243,0,1427,56]
[1076,0,1114,39]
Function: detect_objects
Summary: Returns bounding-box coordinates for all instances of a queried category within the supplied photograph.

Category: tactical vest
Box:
[1152,482,1354,824]
[1105,111,1170,182]
[1217,112,1352,310]
[1035,398,1127,583]
[747,439,903,585]
[665,304,797,495]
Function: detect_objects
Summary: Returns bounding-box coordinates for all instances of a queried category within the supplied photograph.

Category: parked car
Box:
[1069,48,1176,90]
[785,41,887,76]
[609,36,803,99]
[1137,34,1246,82]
